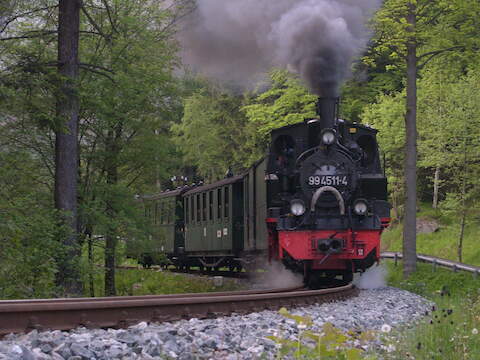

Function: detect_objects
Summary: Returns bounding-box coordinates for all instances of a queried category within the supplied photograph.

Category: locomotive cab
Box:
[265,97,391,287]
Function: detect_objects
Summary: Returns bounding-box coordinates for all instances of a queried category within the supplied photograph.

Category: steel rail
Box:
[0,286,302,305]
[0,284,357,337]
[381,251,480,276]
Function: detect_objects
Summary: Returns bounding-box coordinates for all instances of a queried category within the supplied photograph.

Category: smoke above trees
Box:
[178,0,381,96]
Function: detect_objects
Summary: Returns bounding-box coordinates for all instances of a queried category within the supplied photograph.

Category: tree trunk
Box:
[458,134,468,263]
[458,209,466,263]
[432,166,440,209]
[104,125,122,296]
[403,2,417,278]
[54,0,82,296]
[87,232,95,297]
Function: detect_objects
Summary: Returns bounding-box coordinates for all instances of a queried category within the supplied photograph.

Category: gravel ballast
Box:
[0,286,431,360]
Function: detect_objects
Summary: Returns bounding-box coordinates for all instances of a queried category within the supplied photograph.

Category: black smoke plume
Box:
[178,0,380,96]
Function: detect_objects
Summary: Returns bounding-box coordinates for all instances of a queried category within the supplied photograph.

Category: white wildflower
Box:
[298,323,307,330]
[381,324,392,333]
[386,344,396,353]
[472,328,478,335]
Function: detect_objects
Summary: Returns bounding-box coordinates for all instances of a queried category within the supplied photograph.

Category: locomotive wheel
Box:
[342,271,353,283]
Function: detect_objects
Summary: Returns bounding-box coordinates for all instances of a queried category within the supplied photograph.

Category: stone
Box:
[144,341,161,357]
[51,352,64,360]
[20,346,35,360]
[104,346,124,358]
[70,343,94,359]
[31,348,50,360]
[39,343,53,354]
[140,350,155,360]
[163,339,180,353]
[131,322,148,331]
[416,218,440,234]
[117,332,137,345]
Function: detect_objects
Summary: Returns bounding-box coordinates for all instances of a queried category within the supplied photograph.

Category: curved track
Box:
[0,284,357,338]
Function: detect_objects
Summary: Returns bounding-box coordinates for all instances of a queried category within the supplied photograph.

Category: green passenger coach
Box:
[132,158,270,270]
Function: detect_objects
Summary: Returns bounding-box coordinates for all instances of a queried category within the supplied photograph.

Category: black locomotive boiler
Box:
[132,97,391,286]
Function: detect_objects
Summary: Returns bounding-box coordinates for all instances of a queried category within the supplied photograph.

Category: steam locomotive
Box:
[133,97,390,287]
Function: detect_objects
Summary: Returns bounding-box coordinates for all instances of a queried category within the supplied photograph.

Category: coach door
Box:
[232,181,244,254]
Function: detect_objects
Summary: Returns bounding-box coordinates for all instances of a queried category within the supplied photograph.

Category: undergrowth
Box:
[89,268,242,297]
[381,261,480,359]
[269,262,480,359]
[381,203,480,266]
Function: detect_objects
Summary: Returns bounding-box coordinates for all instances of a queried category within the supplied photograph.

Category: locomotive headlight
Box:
[320,128,336,146]
[353,199,368,216]
[290,199,306,216]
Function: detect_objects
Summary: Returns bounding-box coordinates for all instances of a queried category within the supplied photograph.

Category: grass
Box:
[380,203,480,359]
[82,241,243,297]
[381,203,480,266]
[379,261,480,359]
[267,262,480,359]
[88,267,242,297]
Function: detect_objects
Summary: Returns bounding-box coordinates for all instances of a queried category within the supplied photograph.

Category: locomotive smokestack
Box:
[317,97,339,130]
[308,97,339,147]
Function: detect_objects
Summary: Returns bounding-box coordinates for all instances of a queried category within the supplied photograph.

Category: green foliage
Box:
[382,204,480,266]
[243,70,317,137]
[172,85,250,181]
[242,70,317,157]
[172,70,317,179]
[361,91,405,220]
[0,151,59,299]
[0,0,183,297]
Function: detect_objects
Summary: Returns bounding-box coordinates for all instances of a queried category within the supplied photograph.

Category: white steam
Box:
[178,0,381,95]
[354,264,387,289]
[252,261,304,289]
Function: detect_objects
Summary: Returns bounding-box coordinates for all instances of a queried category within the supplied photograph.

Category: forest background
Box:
[0,0,479,299]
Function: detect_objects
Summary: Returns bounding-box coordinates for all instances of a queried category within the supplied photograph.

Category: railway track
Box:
[0,284,357,338]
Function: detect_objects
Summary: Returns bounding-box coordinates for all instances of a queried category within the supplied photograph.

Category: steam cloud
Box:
[179,0,380,96]
[251,261,304,289]
[354,265,387,289]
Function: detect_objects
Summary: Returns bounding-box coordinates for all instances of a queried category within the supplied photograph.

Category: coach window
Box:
[185,198,189,225]
[209,191,213,221]
[224,187,229,218]
[217,188,222,220]
[145,205,151,221]
[164,201,169,224]
[167,201,172,224]
[202,193,206,222]
[196,194,201,223]
[161,201,167,224]
[163,201,167,224]
[190,196,194,224]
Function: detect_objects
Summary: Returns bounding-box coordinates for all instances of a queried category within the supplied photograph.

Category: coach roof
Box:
[184,174,244,196]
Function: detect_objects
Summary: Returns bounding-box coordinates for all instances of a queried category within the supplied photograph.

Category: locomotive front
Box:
[266,98,390,287]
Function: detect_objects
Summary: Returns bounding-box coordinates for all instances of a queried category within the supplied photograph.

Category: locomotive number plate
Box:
[308,175,348,187]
